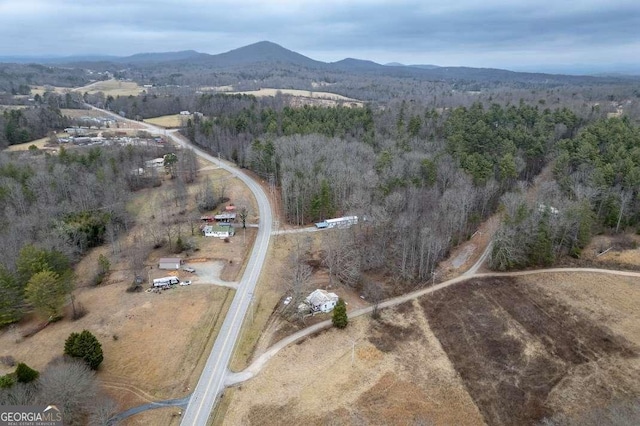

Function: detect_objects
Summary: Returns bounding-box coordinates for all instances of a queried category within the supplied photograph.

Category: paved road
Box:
[91,107,273,425]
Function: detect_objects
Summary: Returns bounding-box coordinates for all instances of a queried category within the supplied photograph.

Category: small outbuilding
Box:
[158,257,182,270]
[214,212,236,223]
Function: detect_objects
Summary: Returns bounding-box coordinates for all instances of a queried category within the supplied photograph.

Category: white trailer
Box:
[152,276,180,287]
[325,216,358,229]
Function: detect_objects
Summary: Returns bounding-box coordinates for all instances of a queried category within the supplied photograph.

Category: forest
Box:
[2,56,640,297]
[0,144,203,326]
[76,81,640,294]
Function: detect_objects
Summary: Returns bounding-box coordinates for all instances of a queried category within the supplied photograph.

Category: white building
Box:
[202,225,235,239]
[152,276,179,287]
[315,216,358,229]
[158,257,182,270]
[304,289,339,313]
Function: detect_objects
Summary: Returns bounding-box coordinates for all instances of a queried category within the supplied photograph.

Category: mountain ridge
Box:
[1,41,638,83]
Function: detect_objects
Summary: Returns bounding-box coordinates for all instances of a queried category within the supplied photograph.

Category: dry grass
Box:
[225,88,363,107]
[60,108,114,120]
[222,272,640,426]
[74,79,144,97]
[223,302,484,425]
[4,136,52,151]
[144,114,190,129]
[30,85,67,96]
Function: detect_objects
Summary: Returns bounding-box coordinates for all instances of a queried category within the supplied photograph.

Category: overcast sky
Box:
[1,0,639,72]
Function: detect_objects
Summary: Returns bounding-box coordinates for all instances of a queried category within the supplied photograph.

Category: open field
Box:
[222,272,640,425]
[61,108,115,119]
[0,277,232,403]
[0,104,28,111]
[223,300,484,425]
[225,88,363,107]
[73,79,144,97]
[4,135,55,151]
[30,85,67,96]
[31,80,144,97]
[144,114,190,128]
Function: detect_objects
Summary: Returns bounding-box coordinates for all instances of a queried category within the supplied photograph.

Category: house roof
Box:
[203,225,230,233]
[158,257,181,264]
[214,213,236,220]
[305,289,339,307]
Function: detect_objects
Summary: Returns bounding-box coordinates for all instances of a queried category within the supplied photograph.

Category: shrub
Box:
[332,299,348,329]
[0,374,14,389]
[15,362,39,383]
[64,330,104,370]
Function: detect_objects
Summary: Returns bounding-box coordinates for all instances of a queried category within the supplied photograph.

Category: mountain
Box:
[408,64,440,70]
[331,58,387,72]
[115,50,207,64]
[192,41,324,68]
[2,41,637,86]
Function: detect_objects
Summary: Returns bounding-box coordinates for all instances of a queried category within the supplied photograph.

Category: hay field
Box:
[222,272,640,425]
[144,114,189,128]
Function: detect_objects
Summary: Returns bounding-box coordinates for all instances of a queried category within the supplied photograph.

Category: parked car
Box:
[180,280,192,286]
[183,266,195,273]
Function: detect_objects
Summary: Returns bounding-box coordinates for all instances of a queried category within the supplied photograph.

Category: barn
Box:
[158,257,182,270]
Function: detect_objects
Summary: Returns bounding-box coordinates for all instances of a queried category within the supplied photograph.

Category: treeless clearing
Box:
[73,79,144,97]
[4,136,46,151]
[225,88,363,107]
[222,301,484,425]
[222,272,640,425]
[0,280,232,403]
[31,85,67,96]
[144,114,190,128]
[421,274,640,425]
[60,108,114,120]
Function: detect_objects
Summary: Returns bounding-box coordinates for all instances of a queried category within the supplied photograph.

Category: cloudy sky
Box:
[1,0,639,72]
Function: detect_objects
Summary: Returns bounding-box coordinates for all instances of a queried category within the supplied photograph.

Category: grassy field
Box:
[74,79,144,97]
[225,88,363,108]
[144,114,189,128]
[4,135,57,151]
[31,79,143,97]
[222,271,640,425]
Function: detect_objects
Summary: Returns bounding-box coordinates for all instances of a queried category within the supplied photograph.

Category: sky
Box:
[1,0,639,73]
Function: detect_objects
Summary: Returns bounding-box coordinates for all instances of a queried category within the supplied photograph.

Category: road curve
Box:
[90,107,273,425]
[226,266,640,386]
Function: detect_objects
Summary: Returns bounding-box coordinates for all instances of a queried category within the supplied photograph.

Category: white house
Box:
[158,257,182,270]
[203,225,235,239]
[179,110,190,115]
[304,289,339,313]
[145,158,165,168]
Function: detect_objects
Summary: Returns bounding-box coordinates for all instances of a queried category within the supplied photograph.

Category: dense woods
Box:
[85,82,640,289]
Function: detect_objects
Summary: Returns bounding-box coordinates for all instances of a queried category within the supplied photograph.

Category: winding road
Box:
[91,107,273,425]
[96,109,640,423]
